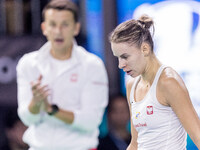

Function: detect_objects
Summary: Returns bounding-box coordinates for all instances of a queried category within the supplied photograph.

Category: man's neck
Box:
[50,45,73,60]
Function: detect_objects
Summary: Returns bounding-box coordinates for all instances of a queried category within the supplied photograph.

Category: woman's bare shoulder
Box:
[158,67,188,105]
[159,67,184,87]
[126,77,138,101]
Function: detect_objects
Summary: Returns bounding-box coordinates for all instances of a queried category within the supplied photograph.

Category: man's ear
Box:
[74,22,81,36]
[141,42,151,57]
[41,22,47,36]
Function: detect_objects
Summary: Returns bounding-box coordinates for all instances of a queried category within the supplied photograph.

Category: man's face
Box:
[109,98,130,129]
[41,9,80,52]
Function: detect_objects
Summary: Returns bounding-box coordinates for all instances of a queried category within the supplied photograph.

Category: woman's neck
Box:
[141,54,161,85]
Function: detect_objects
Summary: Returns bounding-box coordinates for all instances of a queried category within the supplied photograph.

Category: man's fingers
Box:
[38,75,43,81]
[33,85,50,99]
[31,74,43,90]
[31,75,50,101]
[31,82,40,91]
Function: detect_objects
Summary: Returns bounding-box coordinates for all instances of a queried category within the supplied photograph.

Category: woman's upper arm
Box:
[160,69,200,148]
[128,118,138,149]
[126,79,138,149]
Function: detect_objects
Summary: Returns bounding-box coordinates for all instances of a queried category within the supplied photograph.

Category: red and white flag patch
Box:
[146,106,153,115]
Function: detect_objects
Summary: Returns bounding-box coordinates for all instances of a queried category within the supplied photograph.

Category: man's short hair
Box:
[42,0,79,22]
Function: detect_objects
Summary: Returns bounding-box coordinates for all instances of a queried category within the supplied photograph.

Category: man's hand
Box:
[29,75,50,114]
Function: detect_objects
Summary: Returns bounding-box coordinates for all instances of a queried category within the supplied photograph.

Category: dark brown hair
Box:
[42,0,79,22]
[109,14,154,51]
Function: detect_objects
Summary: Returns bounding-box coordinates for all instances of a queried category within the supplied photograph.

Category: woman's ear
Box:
[141,42,151,57]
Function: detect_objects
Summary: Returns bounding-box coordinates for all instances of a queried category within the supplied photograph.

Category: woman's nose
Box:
[118,59,126,69]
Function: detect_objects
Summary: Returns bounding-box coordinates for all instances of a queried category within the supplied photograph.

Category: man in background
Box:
[98,95,130,150]
[16,0,108,149]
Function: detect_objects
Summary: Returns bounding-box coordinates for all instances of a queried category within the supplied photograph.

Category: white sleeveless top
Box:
[130,65,187,150]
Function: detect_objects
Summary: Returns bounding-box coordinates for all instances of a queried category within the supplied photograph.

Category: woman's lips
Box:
[126,70,132,75]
